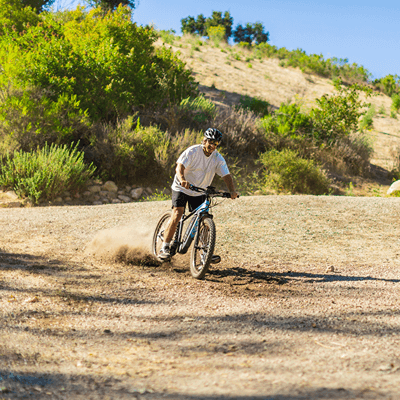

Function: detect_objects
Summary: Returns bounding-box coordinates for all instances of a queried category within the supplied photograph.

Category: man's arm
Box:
[222,174,238,199]
[176,163,190,189]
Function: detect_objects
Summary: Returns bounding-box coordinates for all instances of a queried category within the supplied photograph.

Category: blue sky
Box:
[54,0,399,80]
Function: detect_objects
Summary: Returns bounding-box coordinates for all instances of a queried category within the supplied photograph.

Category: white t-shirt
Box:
[171,144,230,196]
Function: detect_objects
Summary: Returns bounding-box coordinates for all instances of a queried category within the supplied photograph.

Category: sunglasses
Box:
[205,139,220,146]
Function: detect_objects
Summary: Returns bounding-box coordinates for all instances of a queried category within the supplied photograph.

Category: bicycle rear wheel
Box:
[190,216,216,280]
[152,211,172,260]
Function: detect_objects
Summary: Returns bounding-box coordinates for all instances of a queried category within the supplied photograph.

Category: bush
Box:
[0,143,95,203]
[157,29,176,45]
[211,106,266,158]
[0,0,40,36]
[237,95,270,117]
[310,82,372,144]
[259,149,330,194]
[260,102,312,154]
[89,117,174,184]
[180,95,217,124]
[207,26,226,46]
[0,86,91,153]
[391,94,400,114]
[0,6,197,125]
[321,131,374,176]
[359,105,375,131]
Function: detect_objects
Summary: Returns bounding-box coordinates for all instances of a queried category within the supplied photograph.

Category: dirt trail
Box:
[1,196,400,399]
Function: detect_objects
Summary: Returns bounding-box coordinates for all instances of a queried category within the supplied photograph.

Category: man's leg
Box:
[158,207,184,260]
[163,206,184,244]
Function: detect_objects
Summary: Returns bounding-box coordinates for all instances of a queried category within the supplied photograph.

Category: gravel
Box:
[0,195,399,399]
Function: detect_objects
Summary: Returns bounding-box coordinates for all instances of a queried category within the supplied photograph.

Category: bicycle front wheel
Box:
[190,216,216,280]
[152,211,172,260]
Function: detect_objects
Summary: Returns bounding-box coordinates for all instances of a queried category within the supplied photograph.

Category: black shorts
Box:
[171,190,206,212]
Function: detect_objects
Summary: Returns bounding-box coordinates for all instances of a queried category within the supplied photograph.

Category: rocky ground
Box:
[1,195,400,399]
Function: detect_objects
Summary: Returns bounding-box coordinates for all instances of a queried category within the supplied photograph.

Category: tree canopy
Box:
[180,11,269,45]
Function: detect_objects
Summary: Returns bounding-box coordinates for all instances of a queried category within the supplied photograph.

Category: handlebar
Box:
[189,184,238,198]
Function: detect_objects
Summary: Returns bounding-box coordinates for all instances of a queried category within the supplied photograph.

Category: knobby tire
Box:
[152,211,172,260]
[190,216,216,280]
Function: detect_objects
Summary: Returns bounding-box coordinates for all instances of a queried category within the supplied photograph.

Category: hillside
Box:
[157,35,400,195]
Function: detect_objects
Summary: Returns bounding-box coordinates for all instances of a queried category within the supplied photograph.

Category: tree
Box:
[21,0,55,13]
[195,14,207,36]
[88,0,135,12]
[205,11,233,41]
[233,22,269,45]
[222,11,233,39]
[180,11,233,41]
[181,16,196,34]
[252,22,269,44]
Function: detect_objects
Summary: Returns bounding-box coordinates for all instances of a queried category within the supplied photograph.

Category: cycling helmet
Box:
[204,128,222,142]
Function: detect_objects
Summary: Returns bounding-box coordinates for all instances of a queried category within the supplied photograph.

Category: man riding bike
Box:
[159,128,239,260]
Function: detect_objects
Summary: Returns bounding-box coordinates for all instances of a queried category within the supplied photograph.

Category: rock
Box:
[325,265,335,273]
[118,195,132,203]
[162,188,171,195]
[65,197,72,202]
[88,185,101,193]
[83,191,92,197]
[5,191,19,201]
[130,187,144,200]
[7,201,22,208]
[112,198,123,204]
[92,201,103,206]
[92,195,100,201]
[63,191,71,197]
[103,181,118,192]
[54,197,63,203]
[253,190,263,196]
[387,180,400,195]
[125,186,132,192]
[118,190,125,195]
[105,191,117,200]
[146,187,153,195]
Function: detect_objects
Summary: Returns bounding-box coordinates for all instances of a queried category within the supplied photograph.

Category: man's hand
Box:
[180,180,190,189]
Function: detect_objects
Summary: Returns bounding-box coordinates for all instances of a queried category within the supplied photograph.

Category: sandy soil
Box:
[1,196,400,399]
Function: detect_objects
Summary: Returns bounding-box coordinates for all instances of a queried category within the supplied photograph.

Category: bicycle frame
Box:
[170,196,212,256]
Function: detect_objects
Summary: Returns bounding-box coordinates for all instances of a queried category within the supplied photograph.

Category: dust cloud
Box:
[85,224,160,266]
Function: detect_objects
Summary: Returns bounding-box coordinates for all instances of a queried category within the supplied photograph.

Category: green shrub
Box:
[0,86,91,153]
[158,29,176,45]
[237,95,270,117]
[373,74,400,97]
[0,0,40,36]
[259,149,330,194]
[391,94,400,114]
[260,102,312,151]
[359,105,375,131]
[0,142,95,203]
[0,6,197,125]
[310,82,372,144]
[208,26,226,46]
[179,95,217,124]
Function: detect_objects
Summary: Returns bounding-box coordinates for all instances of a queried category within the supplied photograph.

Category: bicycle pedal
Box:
[210,255,221,264]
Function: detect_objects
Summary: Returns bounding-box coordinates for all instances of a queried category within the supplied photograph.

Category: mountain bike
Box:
[151,185,235,280]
